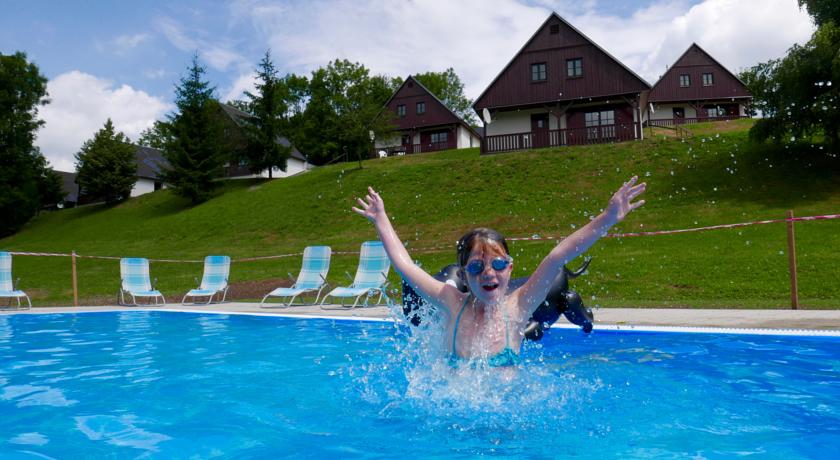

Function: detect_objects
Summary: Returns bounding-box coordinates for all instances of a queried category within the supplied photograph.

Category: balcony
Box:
[483,124,637,154]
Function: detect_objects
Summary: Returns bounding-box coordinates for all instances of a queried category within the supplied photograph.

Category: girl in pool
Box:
[353,177,646,367]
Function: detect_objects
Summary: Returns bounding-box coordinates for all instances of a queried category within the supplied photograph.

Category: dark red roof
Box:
[473,12,650,112]
[649,43,751,103]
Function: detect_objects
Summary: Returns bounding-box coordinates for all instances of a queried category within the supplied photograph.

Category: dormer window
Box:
[567,58,583,77]
[679,74,690,87]
[397,105,405,117]
[702,73,714,86]
[531,63,547,82]
[416,101,425,115]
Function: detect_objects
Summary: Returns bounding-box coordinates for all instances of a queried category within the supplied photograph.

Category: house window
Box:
[416,101,425,115]
[585,110,616,139]
[567,58,583,77]
[531,63,547,82]
[431,132,448,144]
[702,73,714,86]
[707,107,724,118]
[679,74,690,87]
[397,105,405,117]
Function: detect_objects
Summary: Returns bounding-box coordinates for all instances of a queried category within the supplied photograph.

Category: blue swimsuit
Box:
[449,295,521,367]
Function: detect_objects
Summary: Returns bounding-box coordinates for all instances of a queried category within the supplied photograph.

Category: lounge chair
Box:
[261,246,331,308]
[320,241,390,309]
[119,258,166,306]
[182,255,231,305]
[0,252,32,309]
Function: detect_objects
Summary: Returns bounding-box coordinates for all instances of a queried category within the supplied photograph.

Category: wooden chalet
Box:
[375,75,481,157]
[647,43,751,127]
[473,12,651,154]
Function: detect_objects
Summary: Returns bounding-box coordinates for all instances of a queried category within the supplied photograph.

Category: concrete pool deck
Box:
[2,302,839,332]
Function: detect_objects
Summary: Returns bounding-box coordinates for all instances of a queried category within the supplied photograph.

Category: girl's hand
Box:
[605,176,646,224]
[352,186,386,223]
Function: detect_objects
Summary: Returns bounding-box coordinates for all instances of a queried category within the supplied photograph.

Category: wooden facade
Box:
[647,43,751,126]
[375,76,480,157]
[473,13,650,154]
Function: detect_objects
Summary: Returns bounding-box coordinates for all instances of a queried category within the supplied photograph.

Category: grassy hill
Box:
[3,119,840,308]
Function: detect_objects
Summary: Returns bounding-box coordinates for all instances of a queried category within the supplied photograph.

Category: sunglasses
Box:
[464,256,513,275]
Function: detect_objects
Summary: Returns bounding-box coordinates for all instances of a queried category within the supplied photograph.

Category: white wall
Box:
[131,178,156,197]
[258,157,311,178]
[456,126,481,149]
[486,109,569,136]
[648,104,698,121]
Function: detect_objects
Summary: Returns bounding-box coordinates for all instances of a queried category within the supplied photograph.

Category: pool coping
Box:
[2,302,839,337]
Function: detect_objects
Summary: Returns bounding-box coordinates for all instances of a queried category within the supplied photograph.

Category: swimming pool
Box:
[1,311,837,458]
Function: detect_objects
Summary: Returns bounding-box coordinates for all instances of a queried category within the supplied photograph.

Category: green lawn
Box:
[3,119,839,308]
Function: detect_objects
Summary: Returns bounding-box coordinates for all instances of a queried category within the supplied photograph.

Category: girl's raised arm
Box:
[514,177,646,317]
[352,187,463,314]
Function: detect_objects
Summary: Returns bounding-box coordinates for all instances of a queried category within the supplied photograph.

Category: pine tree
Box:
[243,50,291,178]
[74,119,137,203]
[161,55,226,203]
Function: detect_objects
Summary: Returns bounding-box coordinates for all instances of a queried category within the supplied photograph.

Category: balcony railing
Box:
[483,123,637,154]
[645,115,748,128]
[373,140,453,158]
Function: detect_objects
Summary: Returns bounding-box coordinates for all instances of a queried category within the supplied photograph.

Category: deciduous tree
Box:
[0,52,52,236]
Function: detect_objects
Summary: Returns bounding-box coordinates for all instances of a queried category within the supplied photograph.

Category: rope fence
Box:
[5,211,839,308]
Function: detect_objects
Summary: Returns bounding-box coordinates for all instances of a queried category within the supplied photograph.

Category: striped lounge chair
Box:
[261,246,331,307]
[0,252,32,309]
[182,255,231,305]
[119,258,166,306]
[320,241,390,309]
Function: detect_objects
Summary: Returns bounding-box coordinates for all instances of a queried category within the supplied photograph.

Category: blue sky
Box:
[1,0,815,171]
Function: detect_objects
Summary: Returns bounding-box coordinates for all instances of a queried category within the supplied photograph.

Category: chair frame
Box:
[1,277,32,310]
[260,274,329,308]
[118,258,166,307]
[320,271,391,309]
[181,256,231,305]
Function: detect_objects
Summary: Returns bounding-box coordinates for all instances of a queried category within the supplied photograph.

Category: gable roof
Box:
[56,171,78,202]
[380,75,480,138]
[134,145,167,180]
[218,103,307,162]
[649,43,751,102]
[473,12,650,112]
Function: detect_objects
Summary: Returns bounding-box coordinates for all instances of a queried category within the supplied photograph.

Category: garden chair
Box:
[320,241,390,309]
[119,258,166,306]
[0,252,31,309]
[261,246,331,307]
[182,255,230,305]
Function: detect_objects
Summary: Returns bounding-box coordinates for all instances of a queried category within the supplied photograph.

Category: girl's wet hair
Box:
[456,228,510,268]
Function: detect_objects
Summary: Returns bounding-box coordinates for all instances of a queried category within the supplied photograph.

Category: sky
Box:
[1,0,816,172]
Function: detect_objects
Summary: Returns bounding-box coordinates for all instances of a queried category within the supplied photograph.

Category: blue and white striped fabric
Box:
[0,252,14,293]
[352,241,390,288]
[320,241,390,307]
[121,258,153,293]
[294,246,331,290]
[261,247,331,306]
[181,255,230,304]
[0,252,30,307]
[188,255,230,296]
[266,246,331,297]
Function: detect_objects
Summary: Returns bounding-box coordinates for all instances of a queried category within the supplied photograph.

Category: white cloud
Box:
[155,16,249,72]
[233,0,814,99]
[114,33,151,50]
[36,71,172,172]
[222,72,257,102]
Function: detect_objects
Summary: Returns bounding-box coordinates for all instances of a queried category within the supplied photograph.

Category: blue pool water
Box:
[0,311,837,459]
